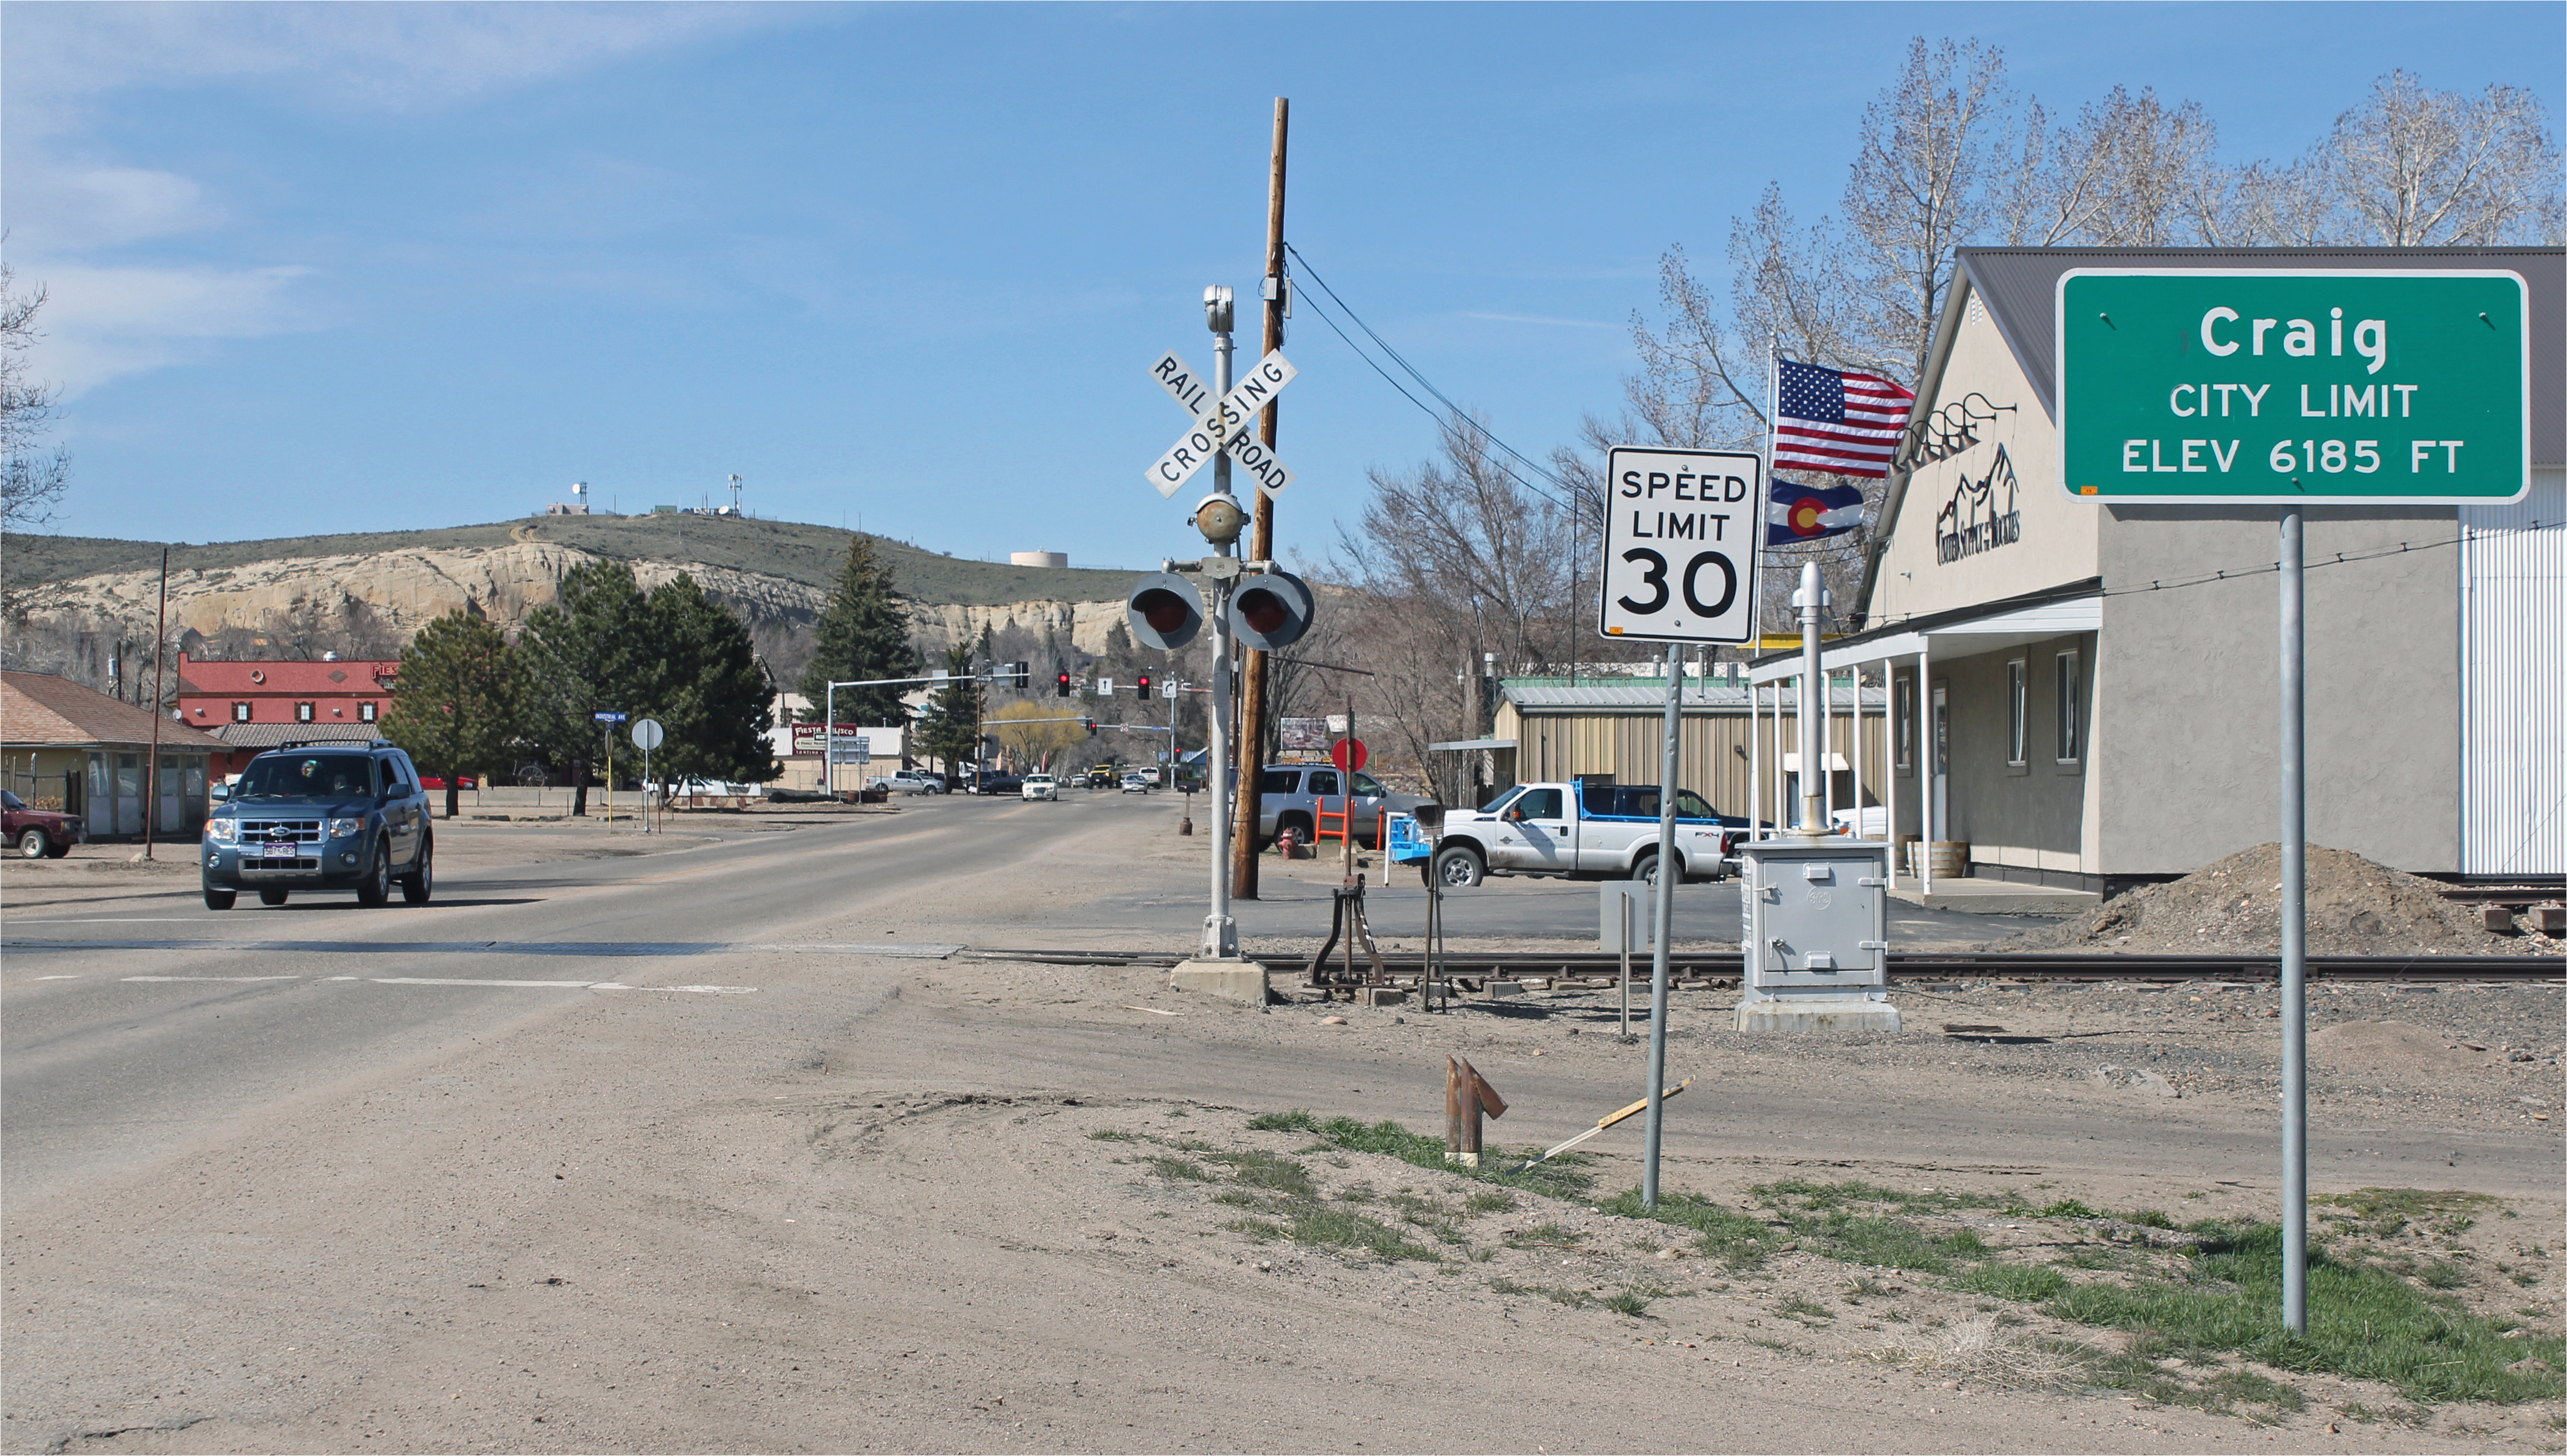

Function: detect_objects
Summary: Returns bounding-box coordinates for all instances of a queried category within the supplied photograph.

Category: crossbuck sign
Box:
[1147,349,1298,497]
[1597,445,1762,644]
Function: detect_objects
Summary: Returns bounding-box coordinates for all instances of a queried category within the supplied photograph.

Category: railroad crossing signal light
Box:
[1125,572,1205,650]
[1225,569,1315,650]
[1136,673,1152,695]
[1056,671,1071,697]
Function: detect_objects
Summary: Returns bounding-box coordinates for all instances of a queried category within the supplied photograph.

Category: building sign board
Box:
[2056,270,2530,504]
[1597,446,1762,644]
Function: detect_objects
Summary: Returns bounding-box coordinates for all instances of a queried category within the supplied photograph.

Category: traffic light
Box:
[1125,573,1204,650]
[1084,718,1098,738]
[1226,569,1316,650]
[1135,673,1152,695]
[1009,660,1030,688]
[1055,670,1071,697]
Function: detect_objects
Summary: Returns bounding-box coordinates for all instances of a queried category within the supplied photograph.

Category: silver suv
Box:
[1254,763,1427,850]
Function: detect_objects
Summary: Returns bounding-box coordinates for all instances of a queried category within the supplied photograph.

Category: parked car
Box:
[1022,774,1057,801]
[1253,763,1428,849]
[868,771,943,795]
[1085,764,1121,789]
[417,774,477,791]
[200,743,434,909]
[1120,773,1150,793]
[3,789,82,859]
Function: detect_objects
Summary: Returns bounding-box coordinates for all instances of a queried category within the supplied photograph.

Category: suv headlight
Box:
[205,819,237,843]
[328,817,365,840]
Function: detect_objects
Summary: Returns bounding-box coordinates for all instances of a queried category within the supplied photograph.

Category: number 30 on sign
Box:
[1598,446,1762,645]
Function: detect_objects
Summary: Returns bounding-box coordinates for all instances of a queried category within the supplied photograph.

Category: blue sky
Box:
[8,2,2560,572]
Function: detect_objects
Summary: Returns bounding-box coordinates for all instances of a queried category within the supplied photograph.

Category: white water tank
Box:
[1010,551,1069,568]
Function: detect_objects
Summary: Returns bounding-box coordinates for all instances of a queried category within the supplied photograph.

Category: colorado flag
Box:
[1765,478,1865,546]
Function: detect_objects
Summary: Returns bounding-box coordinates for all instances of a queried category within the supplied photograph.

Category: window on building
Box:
[2005,660,2028,765]
[360,701,378,723]
[231,702,252,722]
[296,702,315,723]
[2056,651,2083,763]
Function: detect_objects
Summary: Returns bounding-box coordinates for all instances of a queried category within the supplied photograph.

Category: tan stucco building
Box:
[1751,246,2563,891]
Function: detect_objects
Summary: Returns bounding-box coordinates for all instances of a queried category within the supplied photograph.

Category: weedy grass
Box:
[1085,1129,1136,1142]
[1210,1150,1316,1198]
[1146,1155,1216,1183]
[1246,1111,1591,1198]
[1601,1290,1654,1317]
[1508,1222,1589,1247]
[1598,1190,1772,1268]
[1774,1296,1833,1324]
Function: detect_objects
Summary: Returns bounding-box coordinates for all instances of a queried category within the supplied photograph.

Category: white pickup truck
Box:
[1426,775,1742,889]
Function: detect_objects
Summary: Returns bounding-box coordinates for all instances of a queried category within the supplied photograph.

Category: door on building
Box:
[1931,684,1950,842]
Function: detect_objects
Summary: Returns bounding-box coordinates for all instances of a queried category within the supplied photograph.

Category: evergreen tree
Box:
[381,610,523,820]
[517,560,654,816]
[796,534,918,725]
[637,573,777,789]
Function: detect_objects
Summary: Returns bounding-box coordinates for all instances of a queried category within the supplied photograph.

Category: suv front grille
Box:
[237,819,324,842]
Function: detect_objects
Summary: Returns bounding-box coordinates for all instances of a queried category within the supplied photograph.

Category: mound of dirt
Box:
[2010,842,2541,956]
[2309,1019,2498,1072]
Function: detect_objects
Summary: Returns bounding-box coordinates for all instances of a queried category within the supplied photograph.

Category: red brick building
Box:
[175,653,400,777]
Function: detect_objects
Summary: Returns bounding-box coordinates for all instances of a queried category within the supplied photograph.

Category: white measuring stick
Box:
[1512,1077,1693,1172]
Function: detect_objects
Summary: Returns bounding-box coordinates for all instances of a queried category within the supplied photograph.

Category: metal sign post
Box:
[631,718,664,834]
[1597,444,1762,1211]
[593,711,627,829]
[2280,508,2307,1334]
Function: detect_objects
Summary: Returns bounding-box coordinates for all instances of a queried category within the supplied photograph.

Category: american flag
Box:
[1772,359,1914,478]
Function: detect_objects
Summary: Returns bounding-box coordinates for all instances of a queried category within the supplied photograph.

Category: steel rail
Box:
[958,947,2561,981]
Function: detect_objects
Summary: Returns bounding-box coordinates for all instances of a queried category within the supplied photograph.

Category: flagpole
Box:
[1763,334,1779,842]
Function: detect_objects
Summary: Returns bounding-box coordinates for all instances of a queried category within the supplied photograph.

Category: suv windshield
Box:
[235,754,376,800]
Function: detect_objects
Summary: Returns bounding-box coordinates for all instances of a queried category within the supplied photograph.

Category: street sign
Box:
[1147,349,1299,497]
[1098,677,1114,696]
[631,718,665,752]
[593,711,628,723]
[1330,737,1367,773]
[1598,447,1762,644]
[2056,270,2530,503]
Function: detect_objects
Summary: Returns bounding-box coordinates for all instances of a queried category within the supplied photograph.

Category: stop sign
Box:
[1330,737,1367,773]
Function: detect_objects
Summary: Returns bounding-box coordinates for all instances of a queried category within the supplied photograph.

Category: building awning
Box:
[1427,737,1517,752]
[1748,578,2101,683]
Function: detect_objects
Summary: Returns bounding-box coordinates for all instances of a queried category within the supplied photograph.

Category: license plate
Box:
[263,840,298,860]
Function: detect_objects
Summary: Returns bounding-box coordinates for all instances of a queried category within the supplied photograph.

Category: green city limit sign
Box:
[2056,270,2529,503]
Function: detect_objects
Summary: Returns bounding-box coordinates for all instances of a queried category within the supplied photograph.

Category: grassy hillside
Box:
[3,514,1141,607]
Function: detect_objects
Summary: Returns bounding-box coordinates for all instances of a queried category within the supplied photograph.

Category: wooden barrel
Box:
[1927,841,1970,877]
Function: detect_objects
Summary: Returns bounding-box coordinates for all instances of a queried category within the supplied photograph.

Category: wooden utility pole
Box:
[1231,97,1288,901]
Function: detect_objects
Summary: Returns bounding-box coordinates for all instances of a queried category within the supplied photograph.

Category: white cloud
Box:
[6,166,218,251]
[4,2,818,124]
[18,260,319,396]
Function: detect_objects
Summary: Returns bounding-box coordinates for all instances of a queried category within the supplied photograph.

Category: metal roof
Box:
[208,723,384,748]
[1502,681,1887,712]
[1954,245,2563,463]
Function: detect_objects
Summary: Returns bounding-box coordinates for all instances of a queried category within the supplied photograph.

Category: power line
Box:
[1282,243,1578,513]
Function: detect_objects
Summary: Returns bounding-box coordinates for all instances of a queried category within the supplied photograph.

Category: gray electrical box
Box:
[1734,836,1900,1032]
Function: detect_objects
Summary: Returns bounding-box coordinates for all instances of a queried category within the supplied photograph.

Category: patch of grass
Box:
[1760,1178,2003,1214]
[2316,1187,2500,1239]
[1213,1189,1271,1209]
[1146,1155,1216,1183]
[1955,1263,2071,1302]
[2124,1209,2176,1230]
[2036,1223,2564,1405]
[2060,1248,2134,1271]
[2419,1260,2469,1290]
[1285,1205,1441,1262]
[1250,1111,1594,1199]
[2027,1198,2106,1220]
[1600,1190,1771,1268]
[1465,1191,1518,1215]
[1747,1335,1798,1352]
[1774,1296,1832,1323]
[1508,1222,1588,1247]
[1224,1218,1285,1240]
[1086,1129,1135,1142]
[2512,1272,2541,1288]
[1845,1276,1887,1299]
[1211,1150,1316,1197]
[1601,1290,1653,1317]
[1489,1278,1589,1308]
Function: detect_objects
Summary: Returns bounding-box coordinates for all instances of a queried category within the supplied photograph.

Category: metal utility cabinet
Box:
[1734,836,1901,1032]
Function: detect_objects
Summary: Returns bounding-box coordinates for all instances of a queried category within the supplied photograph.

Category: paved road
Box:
[5,791,2550,1453]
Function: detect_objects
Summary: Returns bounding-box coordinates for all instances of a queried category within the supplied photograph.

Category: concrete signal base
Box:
[1733,994,1903,1034]
[1169,960,1270,1003]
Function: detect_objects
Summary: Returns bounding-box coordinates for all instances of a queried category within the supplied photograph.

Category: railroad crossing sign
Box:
[1597,445,1762,644]
[1147,348,1298,497]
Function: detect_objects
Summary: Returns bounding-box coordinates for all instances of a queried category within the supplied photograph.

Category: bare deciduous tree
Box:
[2299,72,2564,245]
[2,262,71,539]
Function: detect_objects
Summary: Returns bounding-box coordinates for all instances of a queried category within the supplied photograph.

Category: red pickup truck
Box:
[4,789,83,858]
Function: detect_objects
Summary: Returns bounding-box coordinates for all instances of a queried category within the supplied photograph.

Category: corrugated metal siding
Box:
[2460,468,2566,874]
[1501,693,1890,816]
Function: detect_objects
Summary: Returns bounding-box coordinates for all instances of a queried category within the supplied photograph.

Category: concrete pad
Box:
[1732,997,1904,1034]
[1354,987,1407,1007]
[1168,960,1269,1002]
[1887,873,2099,916]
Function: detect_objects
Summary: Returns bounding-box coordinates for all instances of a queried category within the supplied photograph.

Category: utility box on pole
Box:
[1734,836,1898,1032]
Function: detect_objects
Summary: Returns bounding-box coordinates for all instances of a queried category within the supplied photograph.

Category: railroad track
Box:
[959,947,2561,983]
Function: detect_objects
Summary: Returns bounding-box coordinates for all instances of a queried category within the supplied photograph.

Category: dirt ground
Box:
[6,798,2561,1454]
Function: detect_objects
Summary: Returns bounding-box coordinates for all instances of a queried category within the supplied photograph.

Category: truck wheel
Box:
[1632,851,1682,887]
[401,834,434,904]
[17,827,47,859]
[45,839,71,858]
[1432,846,1485,889]
[357,846,391,906]
[204,885,236,910]
[259,888,289,906]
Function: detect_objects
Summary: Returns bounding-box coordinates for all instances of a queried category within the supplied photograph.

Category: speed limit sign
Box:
[1597,445,1762,644]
